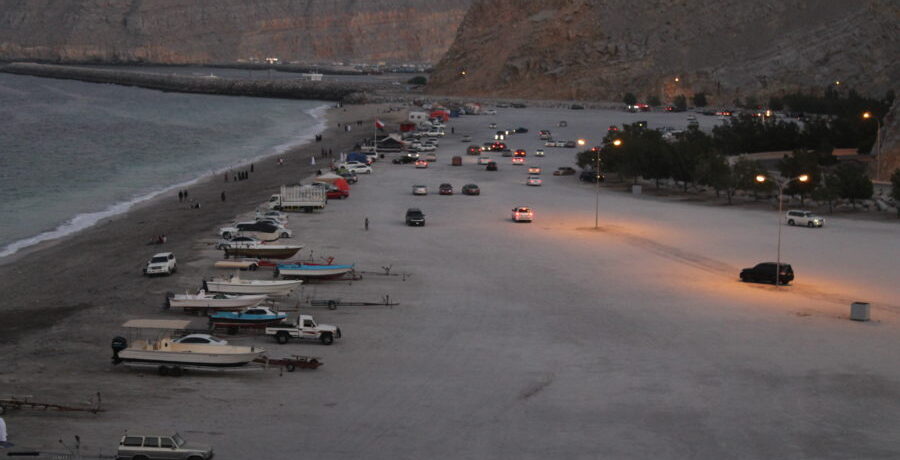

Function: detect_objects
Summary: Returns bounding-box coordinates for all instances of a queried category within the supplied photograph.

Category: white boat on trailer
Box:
[166,290,267,311]
[112,320,265,370]
[203,273,302,296]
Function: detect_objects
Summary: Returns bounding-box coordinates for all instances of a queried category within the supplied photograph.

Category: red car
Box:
[514,149,526,157]
[439,183,454,195]
[490,142,508,152]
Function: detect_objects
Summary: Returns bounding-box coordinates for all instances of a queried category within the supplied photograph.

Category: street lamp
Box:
[590,139,623,229]
[862,111,883,180]
[755,174,809,286]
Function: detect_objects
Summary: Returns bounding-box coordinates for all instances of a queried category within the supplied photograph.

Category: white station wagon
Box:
[785,210,825,228]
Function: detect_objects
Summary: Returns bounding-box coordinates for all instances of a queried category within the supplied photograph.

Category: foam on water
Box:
[0,74,330,259]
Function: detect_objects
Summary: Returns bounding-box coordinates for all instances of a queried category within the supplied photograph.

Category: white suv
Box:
[144,252,177,276]
[785,210,824,228]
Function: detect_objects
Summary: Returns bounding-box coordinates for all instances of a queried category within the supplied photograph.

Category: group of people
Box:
[176,189,190,202]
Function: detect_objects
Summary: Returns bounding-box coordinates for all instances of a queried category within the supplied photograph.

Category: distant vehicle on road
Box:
[534,149,545,157]
[514,149,526,157]
[553,167,576,176]
[786,210,824,228]
[439,183,454,195]
[415,160,429,169]
[512,157,525,165]
[452,156,462,166]
[740,262,794,285]
[512,206,534,222]
[462,184,480,195]
[486,161,498,171]
[528,166,542,175]
[405,208,426,226]
[461,135,472,142]
[117,432,213,460]
[515,127,528,133]
[478,156,491,165]
[467,145,481,155]
[392,154,418,164]
[412,184,428,195]
[526,176,542,186]
[490,142,508,152]
[424,153,437,162]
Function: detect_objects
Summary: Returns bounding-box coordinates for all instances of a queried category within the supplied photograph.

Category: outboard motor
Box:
[111,336,128,364]
[201,280,209,292]
[164,291,174,309]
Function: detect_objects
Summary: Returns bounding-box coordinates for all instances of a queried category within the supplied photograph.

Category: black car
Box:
[462,184,480,195]
[486,161,498,171]
[392,155,417,164]
[579,170,605,183]
[515,127,528,133]
[740,262,794,285]
[405,208,425,226]
[563,140,577,148]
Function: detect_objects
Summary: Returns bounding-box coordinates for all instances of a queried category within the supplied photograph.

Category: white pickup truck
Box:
[265,315,341,345]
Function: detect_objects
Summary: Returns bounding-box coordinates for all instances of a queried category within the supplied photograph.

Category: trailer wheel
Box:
[286,363,296,372]
[276,332,290,344]
[320,333,334,345]
[327,301,337,310]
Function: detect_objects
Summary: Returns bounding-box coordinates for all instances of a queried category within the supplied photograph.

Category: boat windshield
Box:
[173,433,185,447]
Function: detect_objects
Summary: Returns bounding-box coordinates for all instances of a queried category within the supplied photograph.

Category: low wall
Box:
[0,62,375,102]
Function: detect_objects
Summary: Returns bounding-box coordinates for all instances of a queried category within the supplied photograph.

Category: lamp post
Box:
[755,173,809,286]
[862,111,883,180]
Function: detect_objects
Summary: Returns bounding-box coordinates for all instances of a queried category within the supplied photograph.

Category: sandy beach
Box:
[2,104,900,459]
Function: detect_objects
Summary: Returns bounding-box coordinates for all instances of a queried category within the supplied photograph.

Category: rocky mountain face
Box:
[428,0,898,104]
[0,0,470,64]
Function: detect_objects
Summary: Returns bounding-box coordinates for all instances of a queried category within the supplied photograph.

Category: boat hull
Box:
[204,279,302,296]
[168,294,267,310]
[117,347,264,367]
[276,264,354,278]
[225,246,302,259]
[209,317,287,328]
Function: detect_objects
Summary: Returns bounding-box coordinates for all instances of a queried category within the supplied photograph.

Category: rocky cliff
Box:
[0,0,470,64]
[428,0,898,103]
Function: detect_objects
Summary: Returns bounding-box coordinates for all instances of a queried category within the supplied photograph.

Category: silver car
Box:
[117,433,213,460]
[785,210,825,228]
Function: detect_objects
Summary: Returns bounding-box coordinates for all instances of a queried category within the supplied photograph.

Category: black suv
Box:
[579,170,605,183]
[740,262,794,285]
[405,208,425,226]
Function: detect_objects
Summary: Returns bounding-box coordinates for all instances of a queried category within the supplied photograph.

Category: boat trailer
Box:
[356,265,412,281]
[0,392,103,415]
[306,295,399,310]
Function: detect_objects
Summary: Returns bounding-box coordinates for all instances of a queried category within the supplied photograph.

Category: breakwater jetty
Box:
[0,62,375,102]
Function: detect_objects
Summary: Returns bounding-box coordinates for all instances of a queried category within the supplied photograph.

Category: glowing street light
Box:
[862,111,883,179]
[755,174,809,286]
[577,139,586,146]
[612,139,622,147]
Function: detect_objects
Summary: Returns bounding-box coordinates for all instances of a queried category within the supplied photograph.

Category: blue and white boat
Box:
[209,306,287,329]
[275,263,354,279]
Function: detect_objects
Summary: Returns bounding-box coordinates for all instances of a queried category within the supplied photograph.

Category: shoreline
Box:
[0,103,331,264]
[0,102,394,343]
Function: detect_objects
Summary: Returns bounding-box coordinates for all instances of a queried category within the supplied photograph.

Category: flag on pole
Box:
[375,119,385,131]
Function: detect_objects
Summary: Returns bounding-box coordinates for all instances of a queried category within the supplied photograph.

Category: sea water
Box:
[0,73,328,258]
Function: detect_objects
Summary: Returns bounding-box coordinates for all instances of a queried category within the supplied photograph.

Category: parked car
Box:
[579,170,605,183]
[511,157,525,165]
[539,130,552,140]
[478,156,491,165]
[412,184,428,195]
[345,164,372,174]
[515,127,529,133]
[564,140,577,148]
[786,210,825,228]
[144,252,177,276]
[740,262,794,285]
[266,314,341,345]
[462,184,480,195]
[405,208,426,226]
[117,432,213,460]
[486,161,498,171]
[526,176,543,186]
[528,166,542,175]
[393,154,418,164]
[439,183,454,195]
[512,206,534,222]
[424,153,438,162]
[215,235,260,250]
[339,171,358,184]
[553,167,576,176]
[461,135,472,142]
[534,149,545,157]
[415,160,429,169]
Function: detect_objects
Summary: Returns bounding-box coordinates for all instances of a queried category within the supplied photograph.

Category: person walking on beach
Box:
[225,172,229,182]
[178,190,183,202]
[221,191,226,202]
[365,217,369,231]
[183,190,188,200]
[250,163,254,173]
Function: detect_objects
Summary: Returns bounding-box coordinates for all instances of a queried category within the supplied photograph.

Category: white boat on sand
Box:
[203,273,302,296]
[166,290,267,311]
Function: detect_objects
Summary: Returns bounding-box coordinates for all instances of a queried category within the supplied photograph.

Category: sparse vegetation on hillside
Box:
[407,75,427,85]
[891,169,900,217]
[623,93,637,106]
[692,92,708,107]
